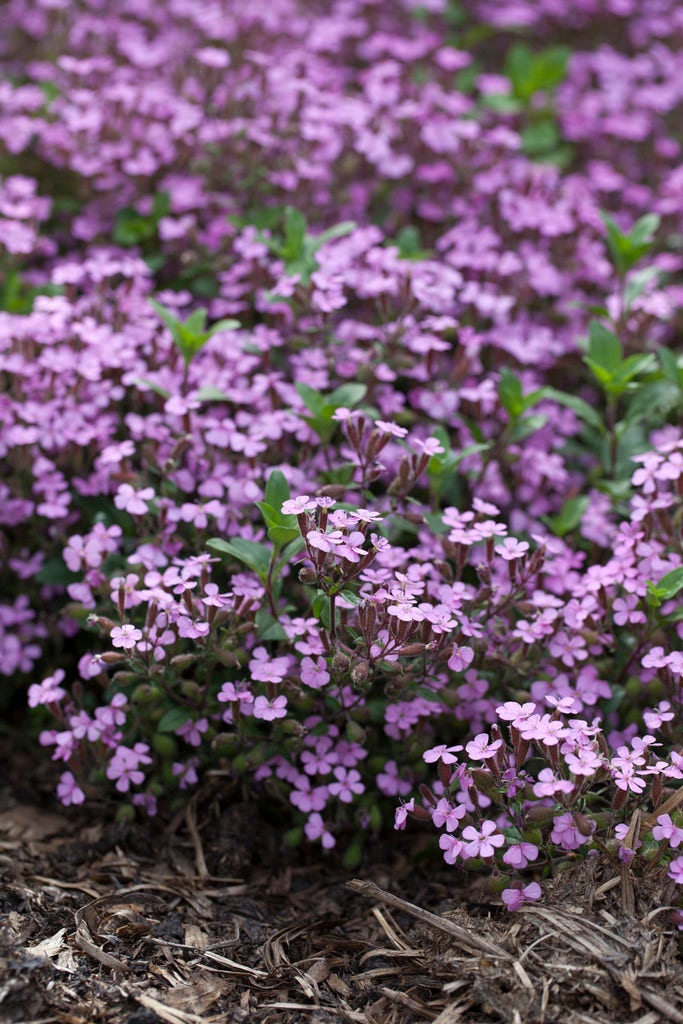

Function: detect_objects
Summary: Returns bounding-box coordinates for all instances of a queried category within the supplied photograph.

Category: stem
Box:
[329,593,337,643]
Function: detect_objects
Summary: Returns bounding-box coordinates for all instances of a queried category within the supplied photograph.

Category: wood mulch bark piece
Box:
[1,767,682,1024]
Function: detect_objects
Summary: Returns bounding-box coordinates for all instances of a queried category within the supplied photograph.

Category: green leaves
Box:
[646,567,683,608]
[114,191,170,249]
[149,299,240,367]
[295,382,367,443]
[601,211,660,276]
[207,537,272,580]
[583,319,656,397]
[506,44,571,102]
[258,206,355,285]
[256,470,301,550]
[497,370,604,438]
[426,426,490,502]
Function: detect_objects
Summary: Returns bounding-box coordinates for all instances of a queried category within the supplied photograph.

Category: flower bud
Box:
[397,643,426,656]
[331,652,350,676]
[298,567,318,585]
[111,671,140,685]
[351,660,370,688]
[170,653,197,669]
[87,615,116,632]
[572,811,595,837]
[100,651,127,664]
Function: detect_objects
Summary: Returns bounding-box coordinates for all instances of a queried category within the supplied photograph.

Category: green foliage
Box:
[149,298,240,367]
[506,44,571,102]
[255,206,355,285]
[583,320,656,398]
[256,470,301,550]
[601,211,661,276]
[646,568,683,608]
[295,382,367,443]
[0,271,63,314]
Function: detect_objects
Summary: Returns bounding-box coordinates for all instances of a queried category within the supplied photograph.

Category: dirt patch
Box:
[1,762,682,1024]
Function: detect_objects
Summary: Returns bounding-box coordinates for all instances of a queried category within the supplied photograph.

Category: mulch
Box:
[2,750,683,1024]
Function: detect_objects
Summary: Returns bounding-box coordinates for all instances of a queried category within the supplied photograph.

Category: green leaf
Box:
[647,567,683,607]
[207,537,271,579]
[659,348,683,389]
[521,119,560,158]
[255,607,288,641]
[312,591,332,630]
[539,387,605,434]
[150,299,239,368]
[316,220,356,247]
[328,383,367,409]
[282,206,308,262]
[588,320,622,374]
[157,708,191,733]
[543,495,589,537]
[498,368,524,418]
[264,470,292,514]
[267,524,301,548]
[601,211,660,275]
[36,557,80,586]
[295,382,327,419]
[509,413,547,442]
[195,386,231,403]
[207,318,240,338]
[129,377,171,399]
[624,265,660,313]
[506,43,570,102]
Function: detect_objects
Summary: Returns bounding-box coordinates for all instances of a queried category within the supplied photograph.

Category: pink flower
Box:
[461,820,505,858]
[305,812,336,849]
[28,669,66,708]
[114,483,155,516]
[551,812,591,851]
[448,645,474,672]
[110,624,143,650]
[667,857,683,884]
[496,701,537,727]
[502,842,539,869]
[439,833,464,864]
[653,814,683,849]
[253,695,288,720]
[282,495,317,515]
[423,744,462,765]
[57,771,85,806]
[432,798,466,832]
[495,537,529,561]
[328,767,364,803]
[394,799,415,830]
[502,882,541,911]
[466,732,503,761]
[249,646,289,683]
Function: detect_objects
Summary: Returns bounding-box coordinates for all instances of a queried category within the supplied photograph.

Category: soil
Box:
[2,744,683,1024]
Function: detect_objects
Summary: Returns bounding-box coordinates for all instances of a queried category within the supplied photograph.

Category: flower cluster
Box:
[2,0,683,922]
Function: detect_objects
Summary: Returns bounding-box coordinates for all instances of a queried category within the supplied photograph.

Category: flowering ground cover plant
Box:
[2,0,683,922]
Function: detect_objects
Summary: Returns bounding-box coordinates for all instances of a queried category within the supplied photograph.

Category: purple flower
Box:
[253,695,288,721]
[328,767,364,803]
[304,812,335,849]
[28,669,66,708]
[300,656,330,689]
[57,771,85,806]
[653,814,683,849]
[668,857,683,884]
[461,820,505,858]
[110,624,143,650]
[439,833,464,864]
[502,882,541,912]
[394,799,415,831]
[114,484,155,516]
